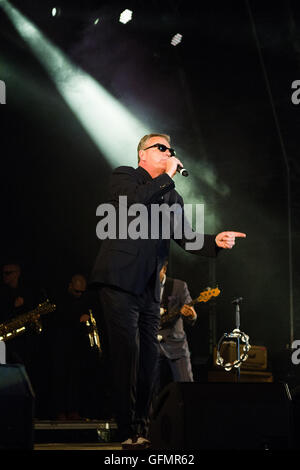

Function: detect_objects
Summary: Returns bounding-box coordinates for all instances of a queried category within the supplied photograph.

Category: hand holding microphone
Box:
[166,156,189,178]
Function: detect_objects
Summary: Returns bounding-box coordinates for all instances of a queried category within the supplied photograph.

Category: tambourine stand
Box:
[216,297,250,378]
[232,298,242,382]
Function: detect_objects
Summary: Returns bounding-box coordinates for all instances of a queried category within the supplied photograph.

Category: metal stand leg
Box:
[232,298,243,382]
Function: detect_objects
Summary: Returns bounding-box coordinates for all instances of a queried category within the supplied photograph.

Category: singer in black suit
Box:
[90,133,246,449]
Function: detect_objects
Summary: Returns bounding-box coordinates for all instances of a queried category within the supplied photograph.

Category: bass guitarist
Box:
[157,261,197,391]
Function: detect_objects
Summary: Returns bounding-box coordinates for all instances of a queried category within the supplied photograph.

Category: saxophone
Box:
[0,300,56,342]
[85,309,102,354]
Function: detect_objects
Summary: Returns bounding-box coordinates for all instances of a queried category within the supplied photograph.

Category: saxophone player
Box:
[0,262,44,366]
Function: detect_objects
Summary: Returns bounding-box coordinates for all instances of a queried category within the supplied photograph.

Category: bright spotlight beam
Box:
[0,0,149,167]
[0,0,229,216]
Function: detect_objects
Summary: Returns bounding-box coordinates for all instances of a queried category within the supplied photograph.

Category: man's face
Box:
[2,264,20,287]
[139,136,172,175]
[69,278,87,298]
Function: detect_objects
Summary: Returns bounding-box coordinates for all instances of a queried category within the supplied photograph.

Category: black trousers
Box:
[99,284,160,440]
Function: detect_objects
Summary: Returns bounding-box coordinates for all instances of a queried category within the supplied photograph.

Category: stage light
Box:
[51,7,61,17]
[119,9,132,24]
[0,0,149,168]
[171,33,182,46]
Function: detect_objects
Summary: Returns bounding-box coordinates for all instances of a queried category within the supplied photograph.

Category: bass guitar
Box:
[159,287,220,326]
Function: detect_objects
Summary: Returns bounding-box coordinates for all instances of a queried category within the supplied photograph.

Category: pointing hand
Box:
[215,231,246,249]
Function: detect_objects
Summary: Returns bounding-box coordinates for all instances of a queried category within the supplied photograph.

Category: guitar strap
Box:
[161,277,174,311]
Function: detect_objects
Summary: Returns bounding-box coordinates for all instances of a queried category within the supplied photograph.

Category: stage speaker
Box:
[149,382,292,450]
[0,364,35,449]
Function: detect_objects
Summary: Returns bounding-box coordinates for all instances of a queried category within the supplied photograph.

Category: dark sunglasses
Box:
[143,143,176,157]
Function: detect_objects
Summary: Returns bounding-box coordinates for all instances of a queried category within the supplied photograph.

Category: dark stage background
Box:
[1,0,300,409]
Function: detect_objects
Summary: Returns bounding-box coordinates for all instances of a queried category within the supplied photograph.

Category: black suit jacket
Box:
[90,166,219,300]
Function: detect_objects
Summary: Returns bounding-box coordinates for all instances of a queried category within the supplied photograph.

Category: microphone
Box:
[232,297,243,305]
[177,165,189,177]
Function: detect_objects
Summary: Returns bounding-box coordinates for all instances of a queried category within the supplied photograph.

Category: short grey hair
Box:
[137,133,171,162]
